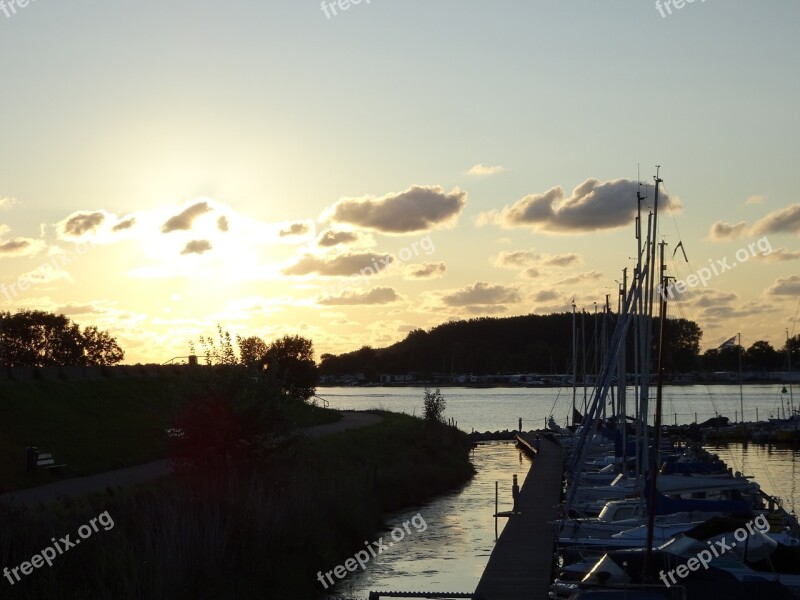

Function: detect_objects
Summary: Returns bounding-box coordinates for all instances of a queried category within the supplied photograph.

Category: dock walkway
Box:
[474,434,564,600]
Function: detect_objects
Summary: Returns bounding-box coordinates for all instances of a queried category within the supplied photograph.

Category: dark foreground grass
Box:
[0,376,340,493]
[0,411,474,600]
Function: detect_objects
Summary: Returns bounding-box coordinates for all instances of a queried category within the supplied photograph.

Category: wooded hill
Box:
[319,312,704,379]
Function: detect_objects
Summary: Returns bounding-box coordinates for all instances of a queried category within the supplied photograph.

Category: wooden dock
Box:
[474,433,564,600]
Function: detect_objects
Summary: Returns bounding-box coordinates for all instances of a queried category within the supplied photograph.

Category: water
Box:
[326,441,529,599]
[319,384,794,431]
[319,385,798,597]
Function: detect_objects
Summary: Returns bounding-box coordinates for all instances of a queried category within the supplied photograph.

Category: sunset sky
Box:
[1,1,798,364]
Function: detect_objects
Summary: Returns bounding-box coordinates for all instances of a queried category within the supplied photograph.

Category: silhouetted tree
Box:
[237,335,269,369]
[0,310,124,366]
[264,335,317,401]
[745,340,779,371]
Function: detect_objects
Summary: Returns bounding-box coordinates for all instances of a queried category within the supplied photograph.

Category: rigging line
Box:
[792,296,800,337]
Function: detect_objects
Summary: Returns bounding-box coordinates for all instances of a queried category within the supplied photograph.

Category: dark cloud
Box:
[766,275,800,296]
[180,240,213,255]
[283,252,393,277]
[478,178,680,233]
[319,287,399,305]
[405,261,446,279]
[0,238,38,256]
[325,185,466,234]
[441,282,520,307]
[494,250,536,268]
[709,221,748,240]
[161,201,212,233]
[279,222,310,237]
[753,204,800,235]
[760,247,800,262]
[63,211,106,237]
[533,289,559,302]
[318,230,360,247]
[217,216,229,232]
[541,253,581,267]
[555,271,605,286]
[112,217,136,232]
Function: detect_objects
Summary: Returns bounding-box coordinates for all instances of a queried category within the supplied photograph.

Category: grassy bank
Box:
[0,411,474,599]
[0,376,340,493]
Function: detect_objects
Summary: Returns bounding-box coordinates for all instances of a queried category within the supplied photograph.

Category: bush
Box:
[422,387,446,423]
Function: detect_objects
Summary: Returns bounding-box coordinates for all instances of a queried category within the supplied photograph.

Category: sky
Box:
[0,0,798,364]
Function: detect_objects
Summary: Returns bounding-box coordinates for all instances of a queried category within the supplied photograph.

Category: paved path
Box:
[0,410,381,508]
[474,434,564,600]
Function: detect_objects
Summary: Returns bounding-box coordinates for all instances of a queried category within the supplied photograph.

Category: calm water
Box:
[320,385,798,598]
[319,384,795,431]
[326,441,529,599]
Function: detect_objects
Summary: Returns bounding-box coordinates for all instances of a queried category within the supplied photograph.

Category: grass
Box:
[0,376,341,494]
[0,411,474,599]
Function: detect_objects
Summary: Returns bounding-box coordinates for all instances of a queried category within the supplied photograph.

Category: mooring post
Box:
[495,480,499,540]
[512,474,519,513]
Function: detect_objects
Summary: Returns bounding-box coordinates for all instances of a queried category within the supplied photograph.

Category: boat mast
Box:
[644,239,669,581]
[572,301,577,426]
[738,332,744,422]
[787,329,795,415]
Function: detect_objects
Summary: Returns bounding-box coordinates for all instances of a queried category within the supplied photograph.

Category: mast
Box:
[787,329,795,415]
[572,301,577,426]
[644,239,669,581]
[738,332,744,422]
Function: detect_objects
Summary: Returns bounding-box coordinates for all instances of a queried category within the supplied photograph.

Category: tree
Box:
[237,335,269,369]
[195,325,237,366]
[264,335,317,401]
[665,318,702,372]
[81,326,125,365]
[0,310,124,367]
[745,340,779,371]
[423,387,446,423]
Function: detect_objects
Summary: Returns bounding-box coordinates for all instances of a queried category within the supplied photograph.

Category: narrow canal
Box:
[325,441,531,598]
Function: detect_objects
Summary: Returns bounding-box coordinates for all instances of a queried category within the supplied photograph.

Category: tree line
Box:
[0,310,124,367]
[319,312,799,378]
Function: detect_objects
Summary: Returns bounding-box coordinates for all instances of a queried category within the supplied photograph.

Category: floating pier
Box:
[474,433,564,600]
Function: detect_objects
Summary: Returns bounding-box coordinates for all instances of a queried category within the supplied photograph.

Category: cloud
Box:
[753,204,800,235]
[494,250,581,269]
[161,201,212,233]
[0,196,19,210]
[494,250,537,268]
[319,287,399,305]
[766,275,800,296]
[533,289,559,302]
[324,185,466,234]
[465,163,508,176]
[217,216,229,232]
[180,240,212,255]
[0,237,44,257]
[759,247,800,262]
[61,211,107,237]
[522,267,540,278]
[318,230,360,247]
[555,270,605,286]
[279,222,311,237]
[541,253,581,267]
[405,261,446,279]
[112,217,136,232]
[747,195,766,205]
[476,178,680,233]
[709,221,749,240]
[440,282,520,307]
[283,251,393,277]
[56,303,106,316]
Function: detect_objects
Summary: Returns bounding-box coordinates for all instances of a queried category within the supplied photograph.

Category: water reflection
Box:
[705,442,800,515]
[326,442,530,599]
